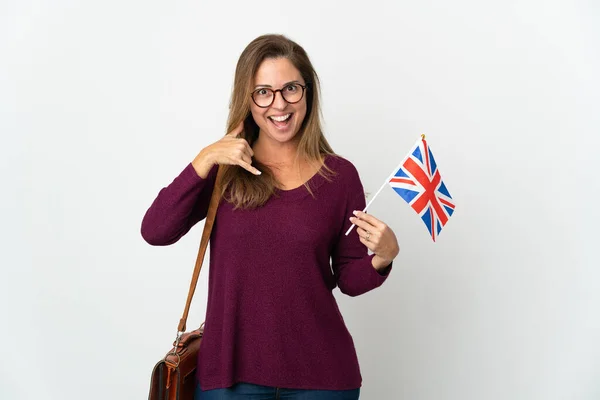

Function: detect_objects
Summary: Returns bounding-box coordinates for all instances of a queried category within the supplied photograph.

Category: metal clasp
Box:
[164,330,183,367]
[173,330,183,348]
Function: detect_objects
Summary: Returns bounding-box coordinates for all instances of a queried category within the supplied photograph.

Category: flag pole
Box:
[345,134,426,236]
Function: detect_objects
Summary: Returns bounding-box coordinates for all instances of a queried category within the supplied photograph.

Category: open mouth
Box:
[268,113,293,129]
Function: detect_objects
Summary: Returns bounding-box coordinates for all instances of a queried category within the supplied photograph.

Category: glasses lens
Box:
[281,84,303,103]
[253,89,274,107]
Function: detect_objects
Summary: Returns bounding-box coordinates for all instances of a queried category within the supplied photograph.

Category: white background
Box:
[1,1,598,399]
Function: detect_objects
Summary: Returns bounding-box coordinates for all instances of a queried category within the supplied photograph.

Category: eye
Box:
[254,88,272,98]
[285,84,298,92]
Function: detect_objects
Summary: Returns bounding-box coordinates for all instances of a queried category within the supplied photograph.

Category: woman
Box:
[141,34,400,400]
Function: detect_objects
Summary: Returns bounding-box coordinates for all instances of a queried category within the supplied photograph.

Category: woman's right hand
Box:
[191,121,262,178]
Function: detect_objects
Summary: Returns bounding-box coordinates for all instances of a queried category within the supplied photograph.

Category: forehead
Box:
[254,57,303,86]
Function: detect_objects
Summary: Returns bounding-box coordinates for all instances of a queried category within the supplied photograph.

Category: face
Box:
[250,57,307,146]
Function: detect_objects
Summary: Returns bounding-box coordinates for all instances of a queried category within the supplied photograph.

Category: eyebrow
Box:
[254,80,302,89]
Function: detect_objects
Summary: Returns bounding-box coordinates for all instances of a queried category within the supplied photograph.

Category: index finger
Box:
[352,210,385,229]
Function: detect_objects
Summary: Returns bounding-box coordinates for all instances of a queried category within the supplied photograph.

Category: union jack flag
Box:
[388,136,455,241]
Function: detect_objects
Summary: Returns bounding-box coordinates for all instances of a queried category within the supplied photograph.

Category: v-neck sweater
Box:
[141,154,393,391]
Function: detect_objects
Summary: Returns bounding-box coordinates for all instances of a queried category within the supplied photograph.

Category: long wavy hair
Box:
[219,34,337,210]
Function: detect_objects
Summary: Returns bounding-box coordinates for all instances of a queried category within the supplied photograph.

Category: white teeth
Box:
[270,113,291,122]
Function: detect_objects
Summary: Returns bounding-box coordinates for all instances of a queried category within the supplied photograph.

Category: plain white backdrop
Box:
[1,0,598,399]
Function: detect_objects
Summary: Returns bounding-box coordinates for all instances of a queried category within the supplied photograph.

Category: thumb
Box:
[226,121,244,137]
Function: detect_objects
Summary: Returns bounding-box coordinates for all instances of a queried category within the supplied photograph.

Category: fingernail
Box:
[353,210,358,216]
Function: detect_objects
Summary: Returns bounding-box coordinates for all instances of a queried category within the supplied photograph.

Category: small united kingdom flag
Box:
[388,135,455,241]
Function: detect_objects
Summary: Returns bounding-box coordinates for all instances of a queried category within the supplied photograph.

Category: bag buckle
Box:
[164,331,183,367]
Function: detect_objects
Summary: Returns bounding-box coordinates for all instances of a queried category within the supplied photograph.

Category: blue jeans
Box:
[194,382,360,400]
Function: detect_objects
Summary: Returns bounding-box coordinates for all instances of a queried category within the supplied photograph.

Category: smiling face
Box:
[250,57,307,147]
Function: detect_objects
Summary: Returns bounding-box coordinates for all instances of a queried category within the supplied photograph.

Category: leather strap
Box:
[177,165,224,333]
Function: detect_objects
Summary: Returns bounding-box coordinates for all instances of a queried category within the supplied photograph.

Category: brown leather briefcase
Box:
[148,325,204,400]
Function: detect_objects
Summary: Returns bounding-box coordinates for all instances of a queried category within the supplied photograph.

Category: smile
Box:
[268,113,292,122]
[268,113,294,130]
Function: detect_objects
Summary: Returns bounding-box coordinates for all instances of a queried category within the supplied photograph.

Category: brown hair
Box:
[219,34,337,209]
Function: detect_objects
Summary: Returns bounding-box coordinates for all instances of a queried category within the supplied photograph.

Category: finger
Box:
[231,143,253,165]
[357,227,380,244]
[356,227,370,240]
[239,138,254,158]
[239,152,253,167]
[349,216,375,233]
[226,121,244,137]
[237,159,262,176]
[358,235,376,252]
[353,210,385,230]
[226,129,240,138]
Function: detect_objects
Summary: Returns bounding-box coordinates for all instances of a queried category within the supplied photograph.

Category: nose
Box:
[271,90,287,110]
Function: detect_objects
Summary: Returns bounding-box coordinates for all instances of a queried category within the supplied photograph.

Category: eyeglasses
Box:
[251,83,307,108]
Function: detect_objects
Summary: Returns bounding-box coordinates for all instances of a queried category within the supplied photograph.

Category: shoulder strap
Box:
[177,165,224,333]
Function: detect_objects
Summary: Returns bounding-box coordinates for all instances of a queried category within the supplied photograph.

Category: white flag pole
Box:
[345,134,425,236]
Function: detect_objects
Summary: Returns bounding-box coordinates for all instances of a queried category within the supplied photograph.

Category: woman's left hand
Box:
[349,210,400,271]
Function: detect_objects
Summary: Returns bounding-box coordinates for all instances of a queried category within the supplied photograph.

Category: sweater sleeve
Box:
[331,162,393,297]
[140,163,218,246]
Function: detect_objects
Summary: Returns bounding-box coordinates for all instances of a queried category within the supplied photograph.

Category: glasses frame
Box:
[250,83,308,108]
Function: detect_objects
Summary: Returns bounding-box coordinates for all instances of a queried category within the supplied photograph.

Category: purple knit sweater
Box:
[141,154,392,391]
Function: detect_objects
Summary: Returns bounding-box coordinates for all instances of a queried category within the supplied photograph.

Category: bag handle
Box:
[176,165,225,334]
